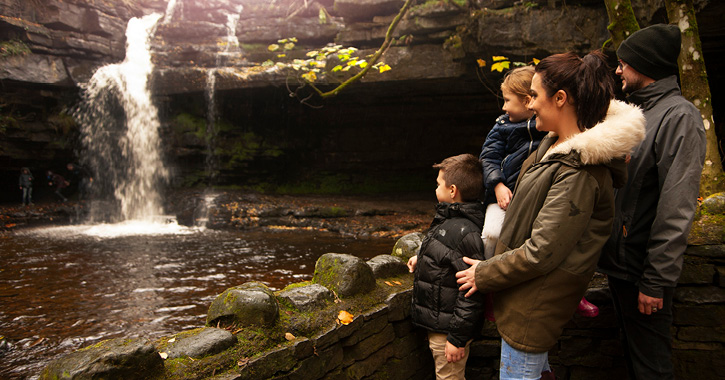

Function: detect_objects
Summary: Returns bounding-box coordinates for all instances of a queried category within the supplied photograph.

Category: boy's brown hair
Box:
[433,154,483,202]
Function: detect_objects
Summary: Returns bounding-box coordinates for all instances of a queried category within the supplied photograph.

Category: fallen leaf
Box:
[285,332,296,341]
[338,310,354,325]
[393,281,402,285]
[238,357,249,367]
[385,281,393,286]
[159,352,168,359]
[168,338,176,343]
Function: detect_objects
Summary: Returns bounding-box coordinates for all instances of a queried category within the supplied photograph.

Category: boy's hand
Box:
[407,256,418,273]
[494,183,513,210]
[456,257,481,297]
[445,341,466,363]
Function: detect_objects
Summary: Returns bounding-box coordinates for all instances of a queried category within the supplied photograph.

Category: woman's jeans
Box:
[499,338,550,380]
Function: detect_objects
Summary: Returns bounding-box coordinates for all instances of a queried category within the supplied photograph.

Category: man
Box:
[598,24,707,379]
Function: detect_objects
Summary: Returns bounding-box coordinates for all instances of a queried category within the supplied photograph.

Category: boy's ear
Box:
[449,184,459,199]
[523,95,532,106]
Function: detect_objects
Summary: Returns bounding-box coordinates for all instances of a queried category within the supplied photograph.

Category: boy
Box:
[408,153,486,379]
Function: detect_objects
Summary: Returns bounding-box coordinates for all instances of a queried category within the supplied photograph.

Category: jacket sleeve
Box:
[446,232,486,347]
[474,169,600,293]
[640,110,706,298]
[480,124,507,190]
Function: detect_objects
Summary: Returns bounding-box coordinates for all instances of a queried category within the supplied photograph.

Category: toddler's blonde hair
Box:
[501,66,535,100]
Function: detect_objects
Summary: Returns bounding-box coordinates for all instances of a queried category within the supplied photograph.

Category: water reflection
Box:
[0,225,392,379]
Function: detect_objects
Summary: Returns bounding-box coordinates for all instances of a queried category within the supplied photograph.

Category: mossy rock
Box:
[312,253,376,297]
[689,193,725,245]
[367,254,408,278]
[391,232,425,261]
[206,281,279,327]
[159,327,237,359]
[39,338,163,380]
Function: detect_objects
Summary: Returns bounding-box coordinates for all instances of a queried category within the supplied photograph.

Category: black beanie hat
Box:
[617,24,681,80]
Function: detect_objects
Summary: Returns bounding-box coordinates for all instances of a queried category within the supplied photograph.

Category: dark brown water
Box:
[0,224,393,379]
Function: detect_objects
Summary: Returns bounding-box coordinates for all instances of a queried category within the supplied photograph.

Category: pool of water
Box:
[0,223,394,379]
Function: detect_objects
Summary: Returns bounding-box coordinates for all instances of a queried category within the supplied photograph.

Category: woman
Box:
[456,51,646,379]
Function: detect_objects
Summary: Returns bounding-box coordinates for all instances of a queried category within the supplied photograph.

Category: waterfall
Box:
[162,0,181,24]
[74,13,168,222]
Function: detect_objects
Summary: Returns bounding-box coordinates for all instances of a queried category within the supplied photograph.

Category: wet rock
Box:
[207,281,279,327]
[39,338,163,380]
[391,232,424,261]
[334,0,405,21]
[278,283,335,312]
[0,54,70,85]
[162,327,237,359]
[367,254,407,278]
[701,192,725,215]
[312,253,376,297]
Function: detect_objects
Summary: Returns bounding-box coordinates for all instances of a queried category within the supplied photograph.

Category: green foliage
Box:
[0,39,30,58]
[223,132,283,166]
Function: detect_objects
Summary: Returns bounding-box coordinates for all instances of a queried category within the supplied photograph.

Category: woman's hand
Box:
[456,256,481,297]
[494,182,513,210]
[445,341,466,363]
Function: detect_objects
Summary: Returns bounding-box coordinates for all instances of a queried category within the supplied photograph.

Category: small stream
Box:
[0,224,393,379]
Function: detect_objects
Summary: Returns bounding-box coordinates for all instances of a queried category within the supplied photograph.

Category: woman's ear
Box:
[555,90,567,107]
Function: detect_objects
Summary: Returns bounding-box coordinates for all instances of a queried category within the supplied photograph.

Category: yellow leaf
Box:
[268,44,280,52]
[338,310,354,325]
[532,58,540,65]
[301,71,317,82]
[285,332,296,341]
[491,61,510,72]
[306,50,319,57]
[477,58,486,67]
[159,352,168,359]
[492,55,508,62]
[284,42,295,50]
[378,64,391,73]
[277,54,286,58]
[393,281,402,285]
[359,61,368,68]
[385,281,393,286]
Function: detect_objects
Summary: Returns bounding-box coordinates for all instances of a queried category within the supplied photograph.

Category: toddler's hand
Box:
[494,182,513,210]
[407,256,418,273]
[445,341,466,363]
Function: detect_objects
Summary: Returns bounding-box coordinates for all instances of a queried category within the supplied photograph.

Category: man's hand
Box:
[494,182,513,210]
[455,257,481,297]
[638,292,664,315]
[445,341,466,363]
[407,256,418,273]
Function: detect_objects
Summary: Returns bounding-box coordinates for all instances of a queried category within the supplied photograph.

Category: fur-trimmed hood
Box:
[542,99,646,165]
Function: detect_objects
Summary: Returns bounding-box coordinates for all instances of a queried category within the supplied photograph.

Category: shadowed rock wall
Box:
[1,0,724,202]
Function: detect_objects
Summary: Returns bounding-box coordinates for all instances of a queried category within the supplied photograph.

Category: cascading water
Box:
[196,8,243,228]
[74,13,168,223]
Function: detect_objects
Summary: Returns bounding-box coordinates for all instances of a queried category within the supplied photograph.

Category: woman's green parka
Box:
[473,100,646,353]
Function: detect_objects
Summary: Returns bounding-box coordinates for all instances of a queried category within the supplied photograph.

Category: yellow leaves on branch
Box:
[477,56,539,72]
[337,310,354,325]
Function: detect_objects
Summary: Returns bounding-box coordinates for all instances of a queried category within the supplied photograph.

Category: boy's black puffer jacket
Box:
[410,202,486,348]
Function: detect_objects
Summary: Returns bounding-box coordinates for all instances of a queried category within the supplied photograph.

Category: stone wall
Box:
[41,234,725,379]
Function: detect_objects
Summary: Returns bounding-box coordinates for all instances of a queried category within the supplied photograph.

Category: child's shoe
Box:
[575,297,599,317]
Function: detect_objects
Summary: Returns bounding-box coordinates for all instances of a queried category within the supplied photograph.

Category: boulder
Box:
[366,254,407,278]
[40,338,163,380]
[391,232,424,261]
[207,281,279,327]
[278,283,335,311]
[161,327,237,359]
[313,253,376,297]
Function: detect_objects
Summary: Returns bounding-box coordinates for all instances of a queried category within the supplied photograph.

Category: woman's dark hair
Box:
[534,50,614,131]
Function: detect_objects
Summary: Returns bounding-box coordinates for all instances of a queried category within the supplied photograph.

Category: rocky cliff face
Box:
[1,0,723,202]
